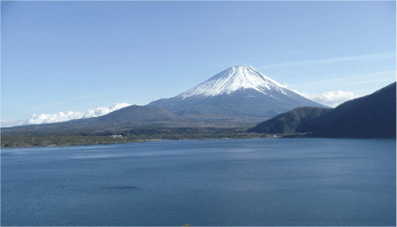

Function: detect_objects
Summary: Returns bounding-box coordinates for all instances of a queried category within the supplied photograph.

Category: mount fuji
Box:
[148,66,327,120]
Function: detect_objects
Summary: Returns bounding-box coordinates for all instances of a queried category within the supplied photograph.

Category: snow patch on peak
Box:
[179,66,288,99]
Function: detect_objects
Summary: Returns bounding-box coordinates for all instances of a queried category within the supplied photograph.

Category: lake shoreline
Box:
[1,133,302,149]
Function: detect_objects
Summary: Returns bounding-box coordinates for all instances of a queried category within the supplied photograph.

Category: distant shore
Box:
[1,133,307,149]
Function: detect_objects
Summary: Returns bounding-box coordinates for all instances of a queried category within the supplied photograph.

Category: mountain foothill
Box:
[3,66,396,139]
[248,82,396,138]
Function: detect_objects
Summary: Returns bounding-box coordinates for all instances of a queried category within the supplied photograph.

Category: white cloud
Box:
[1,103,132,128]
[293,90,361,108]
[27,111,86,125]
[1,119,26,128]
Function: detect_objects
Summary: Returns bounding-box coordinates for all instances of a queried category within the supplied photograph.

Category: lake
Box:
[1,138,396,226]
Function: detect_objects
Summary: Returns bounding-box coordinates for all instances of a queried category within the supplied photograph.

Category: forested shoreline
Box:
[1,127,301,148]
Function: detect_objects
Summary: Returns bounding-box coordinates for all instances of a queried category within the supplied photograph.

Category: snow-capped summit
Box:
[148,66,327,120]
[179,66,287,98]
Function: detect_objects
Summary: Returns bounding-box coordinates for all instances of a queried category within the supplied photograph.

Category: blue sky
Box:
[1,1,396,124]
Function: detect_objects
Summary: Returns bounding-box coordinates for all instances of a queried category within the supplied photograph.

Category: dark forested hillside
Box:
[248,82,396,138]
[247,107,331,133]
[311,82,396,138]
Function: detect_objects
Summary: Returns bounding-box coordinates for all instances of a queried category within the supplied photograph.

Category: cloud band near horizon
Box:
[1,103,132,128]
[293,90,361,108]
[1,88,361,128]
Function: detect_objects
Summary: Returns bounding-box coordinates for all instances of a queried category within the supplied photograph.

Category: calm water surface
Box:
[2,138,396,226]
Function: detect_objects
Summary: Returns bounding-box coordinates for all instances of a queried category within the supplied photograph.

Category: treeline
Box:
[1,135,134,148]
[1,127,289,148]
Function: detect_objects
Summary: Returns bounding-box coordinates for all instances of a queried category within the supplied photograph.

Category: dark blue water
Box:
[2,138,396,226]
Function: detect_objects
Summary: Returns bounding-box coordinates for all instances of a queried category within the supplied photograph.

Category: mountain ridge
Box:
[247,107,332,134]
[1,105,188,136]
[148,66,327,120]
[248,82,396,138]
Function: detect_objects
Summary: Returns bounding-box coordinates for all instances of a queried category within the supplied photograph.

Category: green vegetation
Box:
[248,107,331,133]
[249,82,396,138]
[1,135,135,148]
[1,127,301,148]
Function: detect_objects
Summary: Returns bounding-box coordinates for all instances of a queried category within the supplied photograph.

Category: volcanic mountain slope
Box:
[148,66,327,120]
[77,105,183,124]
[248,82,396,138]
[1,105,187,136]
